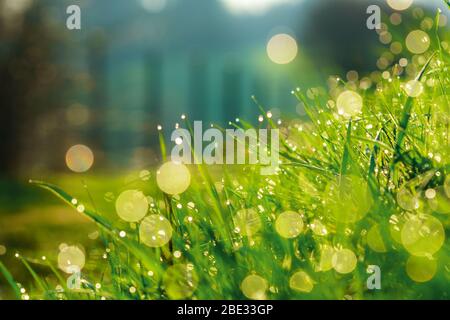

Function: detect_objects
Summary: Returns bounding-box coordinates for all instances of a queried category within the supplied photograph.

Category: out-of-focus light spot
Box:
[425,188,436,199]
[390,41,403,54]
[66,104,90,126]
[175,137,183,145]
[387,0,413,11]
[318,245,335,272]
[346,70,359,82]
[163,264,198,299]
[0,245,6,255]
[404,80,424,97]
[367,224,387,253]
[325,175,372,222]
[399,58,408,67]
[156,161,191,195]
[390,12,402,25]
[438,14,448,27]
[139,0,167,13]
[406,255,437,282]
[310,219,327,236]
[233,208,262,237]
[379,31,392,44]
[289,270,314,293]
[65,145,94,173]
[221,0,301,15]
[332,249,357,274]
[139,215,173,247]
[406,30,430,54]
[119,231,126,238]
[444,175,450,198]
[401,214,444,257]
[88,231,99,240]
[396,185,419,210]
[336,91,363,118]
[359,78,373,90]
[241,274,268,300]
[57,245,85,274]
[267,34,298,65]
[275,211,304,238]
[115,190,149,222]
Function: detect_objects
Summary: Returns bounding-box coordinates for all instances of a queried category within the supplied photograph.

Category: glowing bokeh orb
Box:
[444,175,450,198]
[65,145,94,173]
[156,161,191,195]
[325,175,372,223]
[332,249,357,274]
[139,215,173,248]
[241,274,268,300]
[275,211,304,238]
[406,256,437,282]
[396,186,419,211]
[367,224,387,253]
[406,30,430,54]
[319,245,335,272]
[427,187,450,214]
[234,208,262,236]
[387,0,413,11]
[310,219,328,236]
[401,214,444,256]
[289,271,314,293]
[266,34,298,65]
[163,264,198,299]
[58,245,85,274]
[404,80,424,97]
[336,91,363,118]
[115,190,149,222]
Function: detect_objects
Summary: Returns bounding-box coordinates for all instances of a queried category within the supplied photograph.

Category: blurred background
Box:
[0,0,447,175]
[0,0,448,298]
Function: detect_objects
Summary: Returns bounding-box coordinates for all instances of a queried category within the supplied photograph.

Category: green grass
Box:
[1,8,450,300]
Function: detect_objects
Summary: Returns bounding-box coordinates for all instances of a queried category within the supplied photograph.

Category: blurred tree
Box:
[0,0,69,177]
[300,0,380,74]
